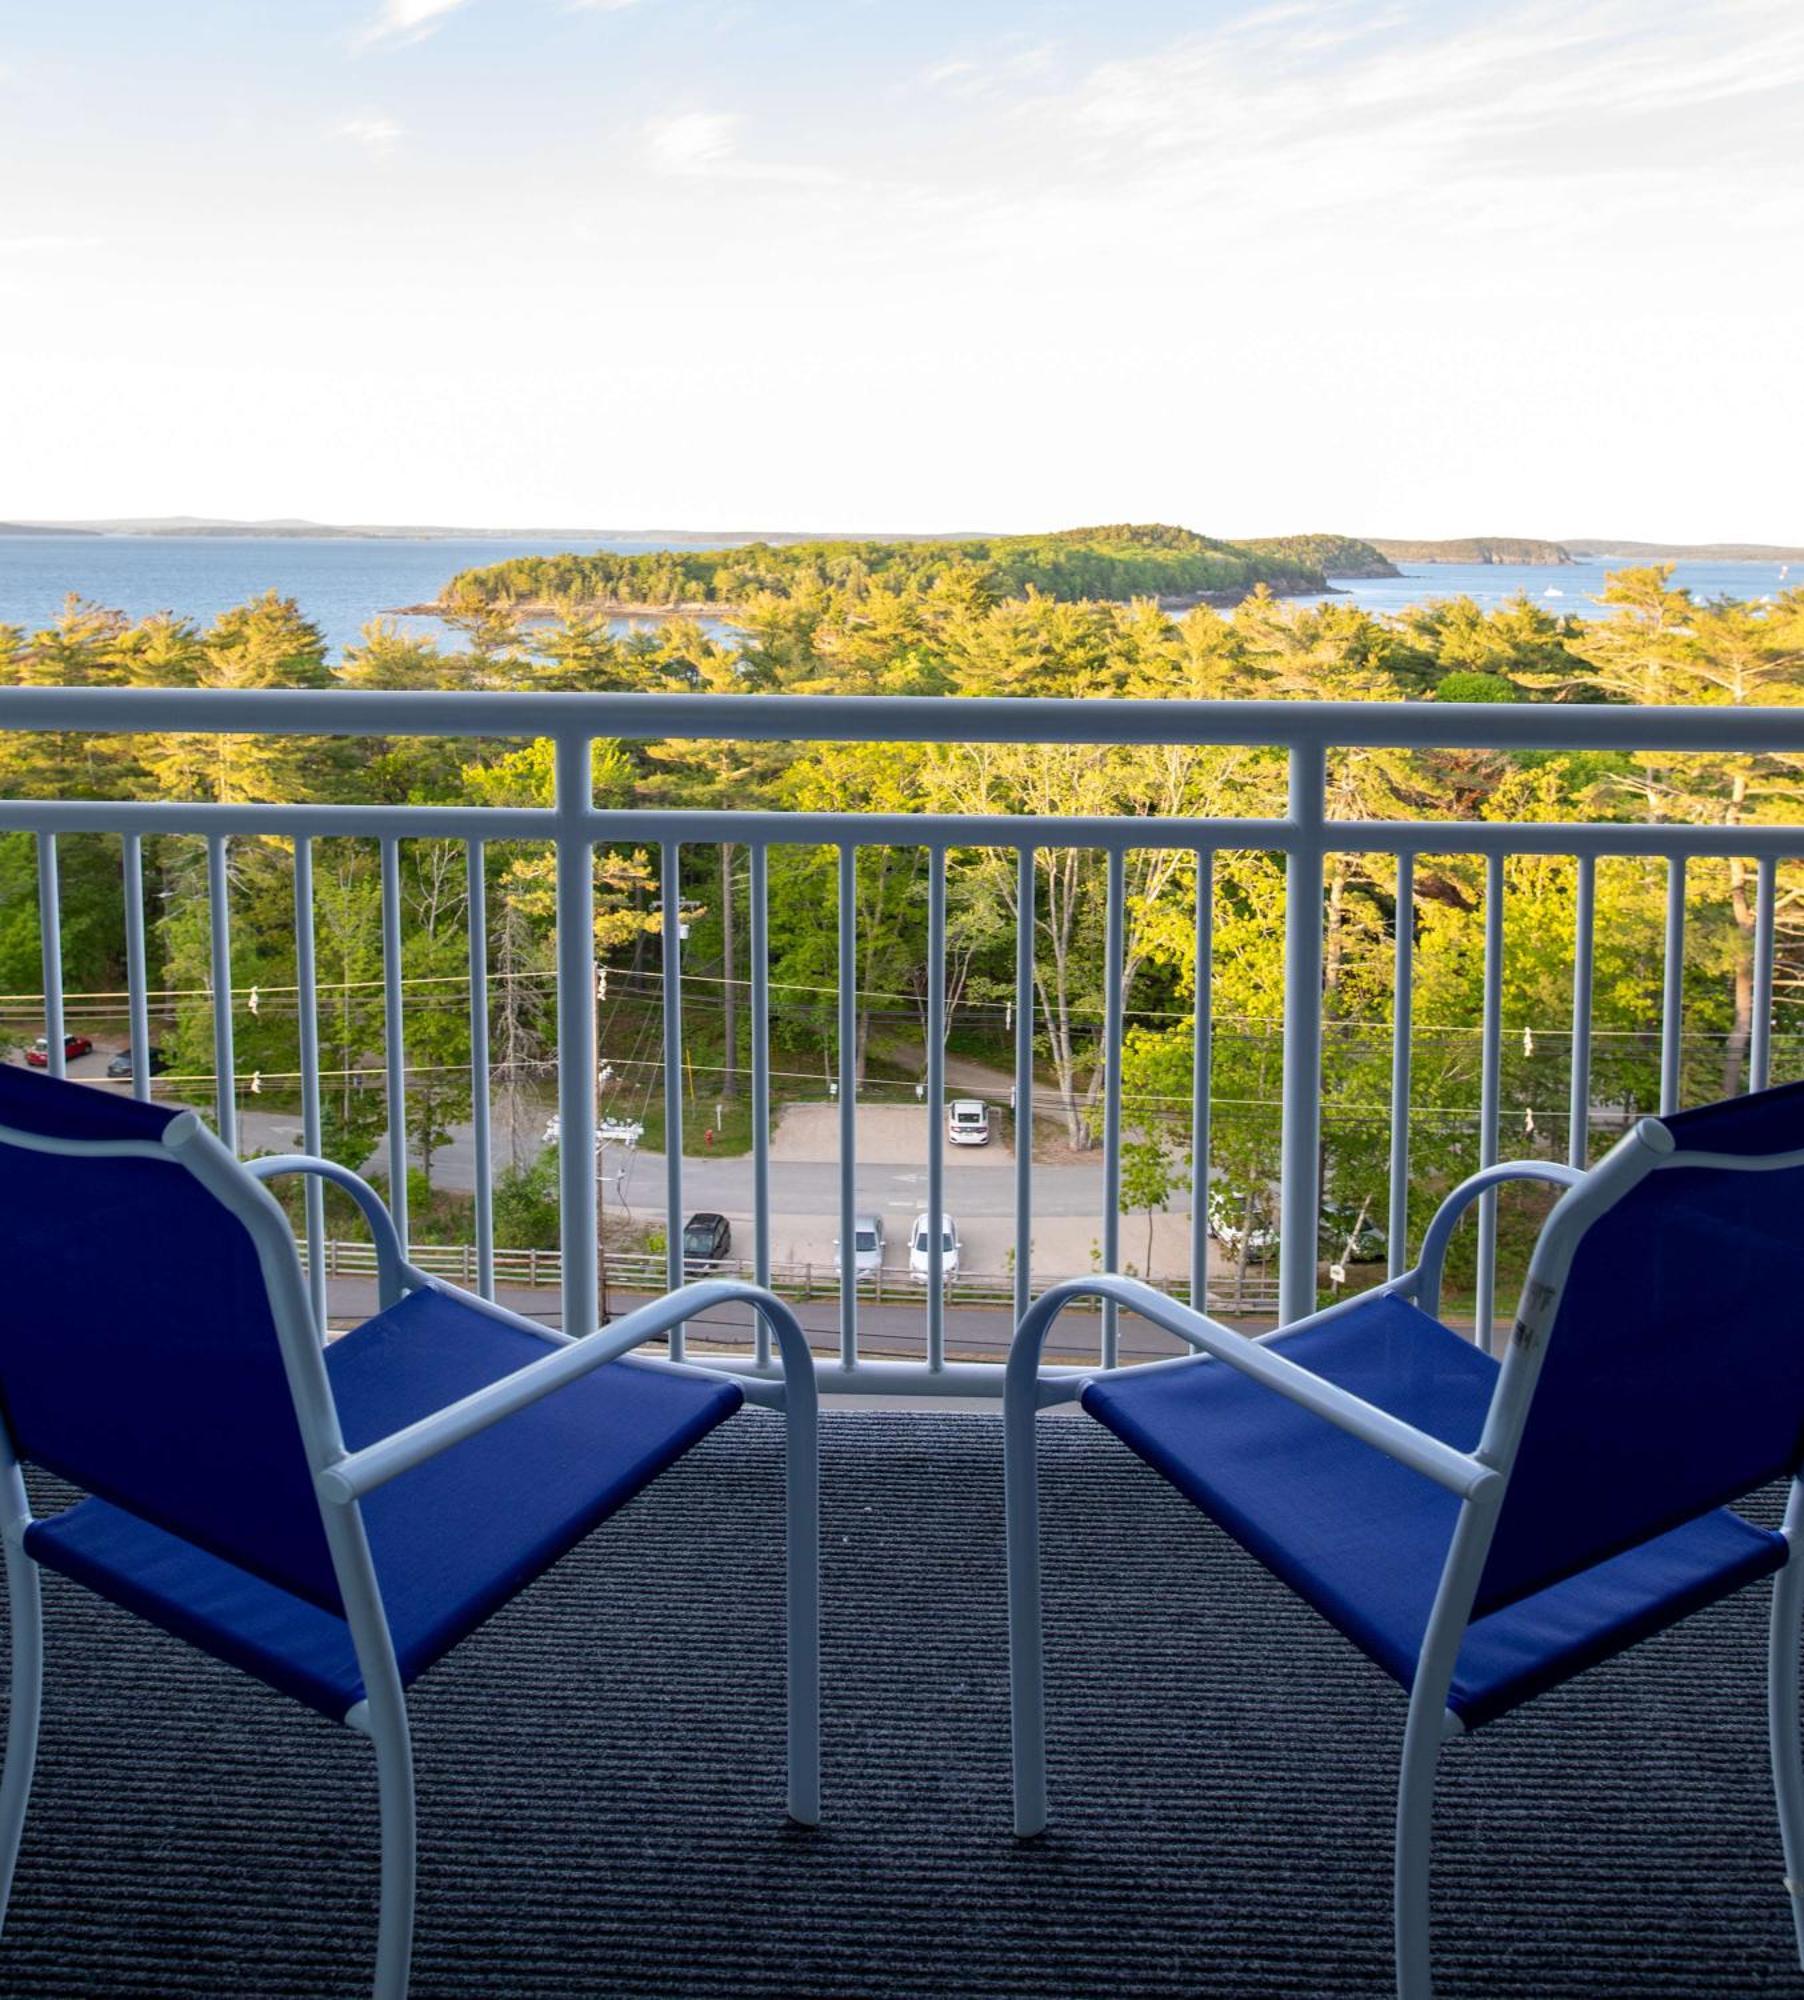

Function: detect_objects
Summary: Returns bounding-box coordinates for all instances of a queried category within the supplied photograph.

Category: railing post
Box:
[466,837,495,1301]
[554,732,598,1344]
[292,837,327,1330]
[926,844,946,1370]
[1569,854,1596,1168]
[1386,851,1414,1282]
[379,835,407,1245]
[1753,855,1777,1093]
[1101,845,1126,1366]
[121,833,151,1102]
[750,842,773,1368]
[1279,741,1326,1327]
[35,835,64,1080]
[1013,846,1036,1326]
[206,834,237,1153]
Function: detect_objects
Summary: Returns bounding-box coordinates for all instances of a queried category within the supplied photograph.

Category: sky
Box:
[1,0,1801,542]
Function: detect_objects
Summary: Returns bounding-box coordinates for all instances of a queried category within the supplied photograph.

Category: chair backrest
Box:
[1475,1077,1804,1619]
[0,1067,343,1612]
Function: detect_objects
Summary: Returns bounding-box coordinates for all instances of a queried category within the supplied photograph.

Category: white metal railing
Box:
[3,686,1802,1390]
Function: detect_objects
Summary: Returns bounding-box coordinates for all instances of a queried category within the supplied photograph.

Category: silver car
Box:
[908,1212,960,1284]
[833,1212,885,1279]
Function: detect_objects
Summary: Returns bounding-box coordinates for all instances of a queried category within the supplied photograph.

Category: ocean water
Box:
[1291,556,1799,620]
[0,533,686,660]
[0,534,1795,662]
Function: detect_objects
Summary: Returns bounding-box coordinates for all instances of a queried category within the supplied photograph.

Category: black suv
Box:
[106,1046,168,1080]
[681,1211,732,1267]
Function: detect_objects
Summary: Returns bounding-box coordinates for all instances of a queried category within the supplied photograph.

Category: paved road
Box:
[59,1057,1188,1224]
[320,1273,1227,1372]
[53,1048,1225,1288]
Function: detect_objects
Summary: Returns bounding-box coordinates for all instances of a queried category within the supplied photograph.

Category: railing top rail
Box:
[3,797,1799,858]
[6,686,1804,755]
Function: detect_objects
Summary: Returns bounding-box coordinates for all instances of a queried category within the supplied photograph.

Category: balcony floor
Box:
[4,1414,1800,1998]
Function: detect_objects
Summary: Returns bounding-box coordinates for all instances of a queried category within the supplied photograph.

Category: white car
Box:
[909,1211,960,1284]
[946,1098,990,1146]
[833,1212,885,1279]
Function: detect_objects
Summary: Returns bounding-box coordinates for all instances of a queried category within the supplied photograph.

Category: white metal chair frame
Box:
[0,1111,820,2000]
[1004,1118,1804,2000]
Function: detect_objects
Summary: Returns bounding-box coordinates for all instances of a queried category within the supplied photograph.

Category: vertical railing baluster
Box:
[1387,852,1414,1282]
[1189,849,1214,1312]
[206,835,237,1153]
[1752,854,1777,1093]
[1660,857,1686,1115]
[467,838,494,1302]
[555,735,598,1345]
[36,835,64,1080]
[751,843,772,1370]
[660,839,685,1356]
[1474,852,1504,1354]
[1013,846,1035,1327]
[1279,744,1327,1328]
[293,838,326,1333]
[1101,845,1126,1367]
[1568,855,1595,1170]
[121,833,150,1101]
[836,844,858,1373]
[926,845,947,1370]
[379,835,407,1250]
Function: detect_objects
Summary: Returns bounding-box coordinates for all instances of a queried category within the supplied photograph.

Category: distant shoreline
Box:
[11,520,1803,566]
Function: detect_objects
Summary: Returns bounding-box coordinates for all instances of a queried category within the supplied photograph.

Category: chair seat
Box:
[1081,1293,1787,1728]
[26,1286,744,1720]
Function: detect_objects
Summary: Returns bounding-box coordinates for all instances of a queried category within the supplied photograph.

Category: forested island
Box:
[1236,533,1401,578]
[428,523,1377,618]
[1562,539,1804,562]
[1369,536,1572,565]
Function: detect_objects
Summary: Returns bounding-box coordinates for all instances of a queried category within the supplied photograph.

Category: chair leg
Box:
[784,1383,821,1828]
[1005,1391,1047,1838]
[367,1694,417,2000]
[1394,1696,1442,2000]
[0,1543,42,1935]
[1769,1553,1804,1969]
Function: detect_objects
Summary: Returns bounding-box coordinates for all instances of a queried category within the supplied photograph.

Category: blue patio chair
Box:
[1005,1079,1804,1999]
[0,1066,819,1999]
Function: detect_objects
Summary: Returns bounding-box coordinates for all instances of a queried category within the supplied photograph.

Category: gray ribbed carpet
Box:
[2,1412,1801,1999]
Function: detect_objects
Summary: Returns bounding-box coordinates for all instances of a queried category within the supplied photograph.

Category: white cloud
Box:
[334,112,405,153]
[0,235,101,257]
[1056,0,1804,206]
[920,39,1059,102]
[569,0,643,10]
[356,0,473,50]
[643,111,739,176]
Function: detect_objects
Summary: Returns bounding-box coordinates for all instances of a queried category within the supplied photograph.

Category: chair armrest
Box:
[1005,1274,1501,1502]
[316,1278,816,1505]
[245,1154,407,1310]
[1416,1160,1585,1319]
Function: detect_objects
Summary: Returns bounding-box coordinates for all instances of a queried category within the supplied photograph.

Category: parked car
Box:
[1320,1198,1386,1266]
[908,1211,960,1284]
[1207,1186,1387,1265]
[1207,1185,1277,1261]
[24,1033,93,1069]
[833,1212,885,1280]
[681,1210,731,1268]
[946,1098,990,1146]
[105,1046,168,1080]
